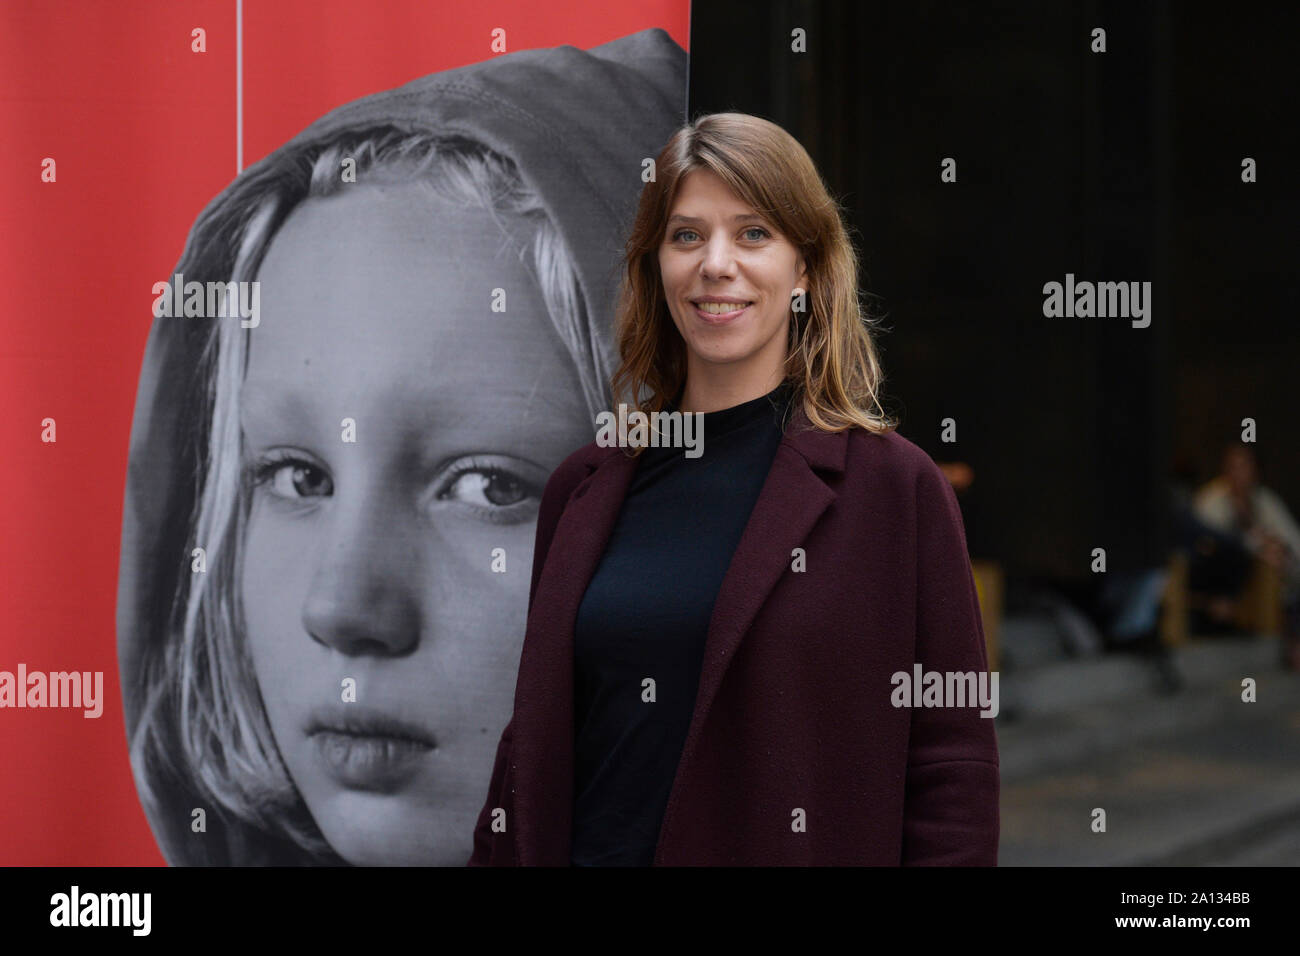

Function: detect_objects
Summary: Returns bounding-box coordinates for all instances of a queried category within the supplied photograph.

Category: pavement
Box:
[994,633,1300,866]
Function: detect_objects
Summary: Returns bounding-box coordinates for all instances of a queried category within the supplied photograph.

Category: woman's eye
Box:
[252,457,333,499]
[672,226,769,243]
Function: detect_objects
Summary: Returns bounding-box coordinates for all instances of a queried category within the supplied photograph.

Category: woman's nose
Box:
[300,492,422,657]
[700,236,737,278]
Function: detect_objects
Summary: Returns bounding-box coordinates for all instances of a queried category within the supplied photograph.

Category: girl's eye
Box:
[251,454,333,499]
[442,469,527,507]
[672,228,700,243]
[742,226,770,241]
[436,456,543,523]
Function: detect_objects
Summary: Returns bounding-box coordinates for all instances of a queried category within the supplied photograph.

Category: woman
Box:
[469,112,1000,866]
[117,28,685,865]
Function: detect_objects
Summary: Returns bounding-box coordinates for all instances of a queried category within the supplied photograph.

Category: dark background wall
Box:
[688,0,1299,590]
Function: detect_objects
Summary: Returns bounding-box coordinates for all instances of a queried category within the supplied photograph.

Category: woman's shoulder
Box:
[784,401,940,486]
[842,424,951,493]
[840,427,970,548]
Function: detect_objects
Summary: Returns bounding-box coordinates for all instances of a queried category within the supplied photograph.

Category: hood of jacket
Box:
[116,28,686,864]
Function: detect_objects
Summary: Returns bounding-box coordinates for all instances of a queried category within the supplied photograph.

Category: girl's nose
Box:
[300,493,422,657]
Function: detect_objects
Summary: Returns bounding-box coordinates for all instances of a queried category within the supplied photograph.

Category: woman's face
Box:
[240,181,592,865]
[658,167,807,387]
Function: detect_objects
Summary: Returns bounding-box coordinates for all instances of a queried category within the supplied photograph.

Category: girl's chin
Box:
[323,817,471,867]
[340,846,468,866]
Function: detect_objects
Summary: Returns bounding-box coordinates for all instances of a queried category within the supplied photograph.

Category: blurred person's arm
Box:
[1254,487,1300,571]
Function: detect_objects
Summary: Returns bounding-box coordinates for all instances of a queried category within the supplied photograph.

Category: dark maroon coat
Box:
[469,403,999,865]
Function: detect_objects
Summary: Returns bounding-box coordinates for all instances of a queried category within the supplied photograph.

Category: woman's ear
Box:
[791,286,807,313]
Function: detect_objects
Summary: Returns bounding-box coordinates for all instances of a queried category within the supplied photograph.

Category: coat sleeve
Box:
[467,449,593,866]
[900,460,1001,865]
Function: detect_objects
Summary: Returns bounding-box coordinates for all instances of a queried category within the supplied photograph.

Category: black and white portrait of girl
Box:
[116,29,685,865]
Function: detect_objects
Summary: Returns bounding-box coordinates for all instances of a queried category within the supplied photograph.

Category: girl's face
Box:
[658,167,807,388]
[240,182,591,865]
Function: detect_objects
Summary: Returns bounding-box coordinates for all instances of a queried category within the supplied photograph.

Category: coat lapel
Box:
[512,402,850,865]
[653,407,848,859]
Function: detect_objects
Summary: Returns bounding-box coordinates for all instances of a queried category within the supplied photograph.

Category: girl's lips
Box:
[310,730,433,792]
[305,705,437,792]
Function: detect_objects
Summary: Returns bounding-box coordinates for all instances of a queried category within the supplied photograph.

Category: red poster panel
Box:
[0,0,689,866]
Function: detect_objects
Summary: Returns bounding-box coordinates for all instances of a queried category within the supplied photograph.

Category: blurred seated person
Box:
[1192,443,1300,668]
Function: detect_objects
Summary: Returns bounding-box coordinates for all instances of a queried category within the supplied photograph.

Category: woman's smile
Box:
[691,296,754,325]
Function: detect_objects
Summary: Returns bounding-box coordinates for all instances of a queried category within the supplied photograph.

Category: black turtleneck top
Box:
[570,381,794,866]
